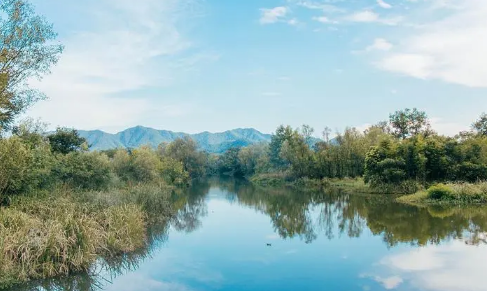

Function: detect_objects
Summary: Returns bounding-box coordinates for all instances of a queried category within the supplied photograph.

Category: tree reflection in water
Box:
[9,178,487,291]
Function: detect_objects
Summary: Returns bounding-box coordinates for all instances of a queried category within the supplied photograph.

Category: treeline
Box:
[0,120,211,202]
[216,108,487,193]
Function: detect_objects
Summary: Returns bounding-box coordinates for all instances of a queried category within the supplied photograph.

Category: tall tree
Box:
[389,108,431,139]
[47,127,87,154]
[472,113,487,137]
[0,0,63,133]
[269,125,294,170]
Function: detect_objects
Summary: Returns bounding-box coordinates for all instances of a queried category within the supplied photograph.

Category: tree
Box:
[389,108,431,139]
[160,137,206,178]
[279,130,314,178]
[0,0,63,133]
[218,147,243,177]
[47,127,87,154]
[301,124,314,145]
[472,113,487,136]
[269,125,294,169]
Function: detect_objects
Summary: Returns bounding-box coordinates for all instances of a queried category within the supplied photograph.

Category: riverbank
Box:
[0,183,174,289]
[250,173,420,194]
[250,174,487,206]
[398,182,487,205]
[250,173,370,191]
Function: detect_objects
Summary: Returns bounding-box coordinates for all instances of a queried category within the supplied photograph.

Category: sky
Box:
[26,0,487,136]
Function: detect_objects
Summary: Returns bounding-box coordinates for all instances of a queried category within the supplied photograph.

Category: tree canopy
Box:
[0,0,63,133]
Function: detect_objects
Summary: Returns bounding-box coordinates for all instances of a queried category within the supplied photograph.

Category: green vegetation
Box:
[0,0,63,133]
[215,109,487,203]
[399,182,487,205]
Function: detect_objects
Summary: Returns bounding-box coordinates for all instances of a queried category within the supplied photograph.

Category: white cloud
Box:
[313,16,332,23]
[376,0,487,87]
[377,0,392,9]
[293,1,344,13]
[378,54,434,79]
[374,276,403,290]
[347,10,379,22]
[260,7,289,24]
[366,38,393,51]
[28,0,210,132]
[346,10,402,25]
[287,18,299,26]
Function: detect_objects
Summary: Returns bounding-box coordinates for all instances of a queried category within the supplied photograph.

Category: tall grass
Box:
[398,182,487,205]
[0,183,173,288]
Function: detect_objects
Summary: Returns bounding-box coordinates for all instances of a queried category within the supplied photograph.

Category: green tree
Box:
[472,113,487,136]
[47,127,87,154]
[53,151,111,190]
[0,136,31,196]
[218,147,243,177]
[279,128,314,178]
[269,125,294,170]
[160,137,206,179]
[238,143,269,176]
[389,108,431,139]
[0,0,63,133]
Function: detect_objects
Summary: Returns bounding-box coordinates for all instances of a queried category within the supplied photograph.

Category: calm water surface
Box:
[12,179,487,291]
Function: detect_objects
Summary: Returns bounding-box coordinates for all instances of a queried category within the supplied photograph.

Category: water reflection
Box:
[8,178,487,291]
[367,240,487,291]
[212,178,487,247]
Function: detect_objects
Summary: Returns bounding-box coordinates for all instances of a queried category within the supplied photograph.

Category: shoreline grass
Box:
[0,183,174,289]
[398,182,487,205]
[250,174,420,195]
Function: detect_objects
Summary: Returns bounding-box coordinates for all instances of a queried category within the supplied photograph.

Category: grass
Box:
[251,174,419,195]
[0,183,174,289]
[398,182,487,205]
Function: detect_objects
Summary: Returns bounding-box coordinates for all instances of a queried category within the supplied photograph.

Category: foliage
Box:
[472,112,487,136]
[47,127,87,154]
[217,147,244,176]
[427,184,454,200]
[269,125,294,170]
[400,182,487,204]
[52,152,111,190]
[159,137,207,179]
[0,0,63,133]
[0,137,31,196]
[388,108,432,139]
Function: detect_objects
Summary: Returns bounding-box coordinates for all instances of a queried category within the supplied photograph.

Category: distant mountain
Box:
[78,126,272,154]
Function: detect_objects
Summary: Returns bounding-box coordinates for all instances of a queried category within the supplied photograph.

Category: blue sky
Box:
[27,0,487,136]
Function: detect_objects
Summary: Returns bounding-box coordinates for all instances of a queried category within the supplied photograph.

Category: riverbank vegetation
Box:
[215,109,487,202]
[0,123,204,287]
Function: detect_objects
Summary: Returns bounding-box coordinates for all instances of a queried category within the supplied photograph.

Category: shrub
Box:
[427,184,454,200]
[52,152,111,190]
[0,137,32,196]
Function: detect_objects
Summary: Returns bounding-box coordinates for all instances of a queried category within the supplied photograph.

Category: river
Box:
[10,178,487,291]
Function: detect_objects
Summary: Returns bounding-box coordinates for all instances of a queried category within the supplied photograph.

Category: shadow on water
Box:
[8,178,487,290]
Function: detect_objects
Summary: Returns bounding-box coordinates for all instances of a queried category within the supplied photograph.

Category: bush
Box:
[427,184,454,200]
[52,152,111,190]
[0,137,32,196]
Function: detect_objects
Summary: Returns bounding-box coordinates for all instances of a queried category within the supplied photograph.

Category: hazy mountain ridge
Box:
[78,126,272,153]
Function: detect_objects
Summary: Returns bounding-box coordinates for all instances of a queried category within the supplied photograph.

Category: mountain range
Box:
[78,126,272,154]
